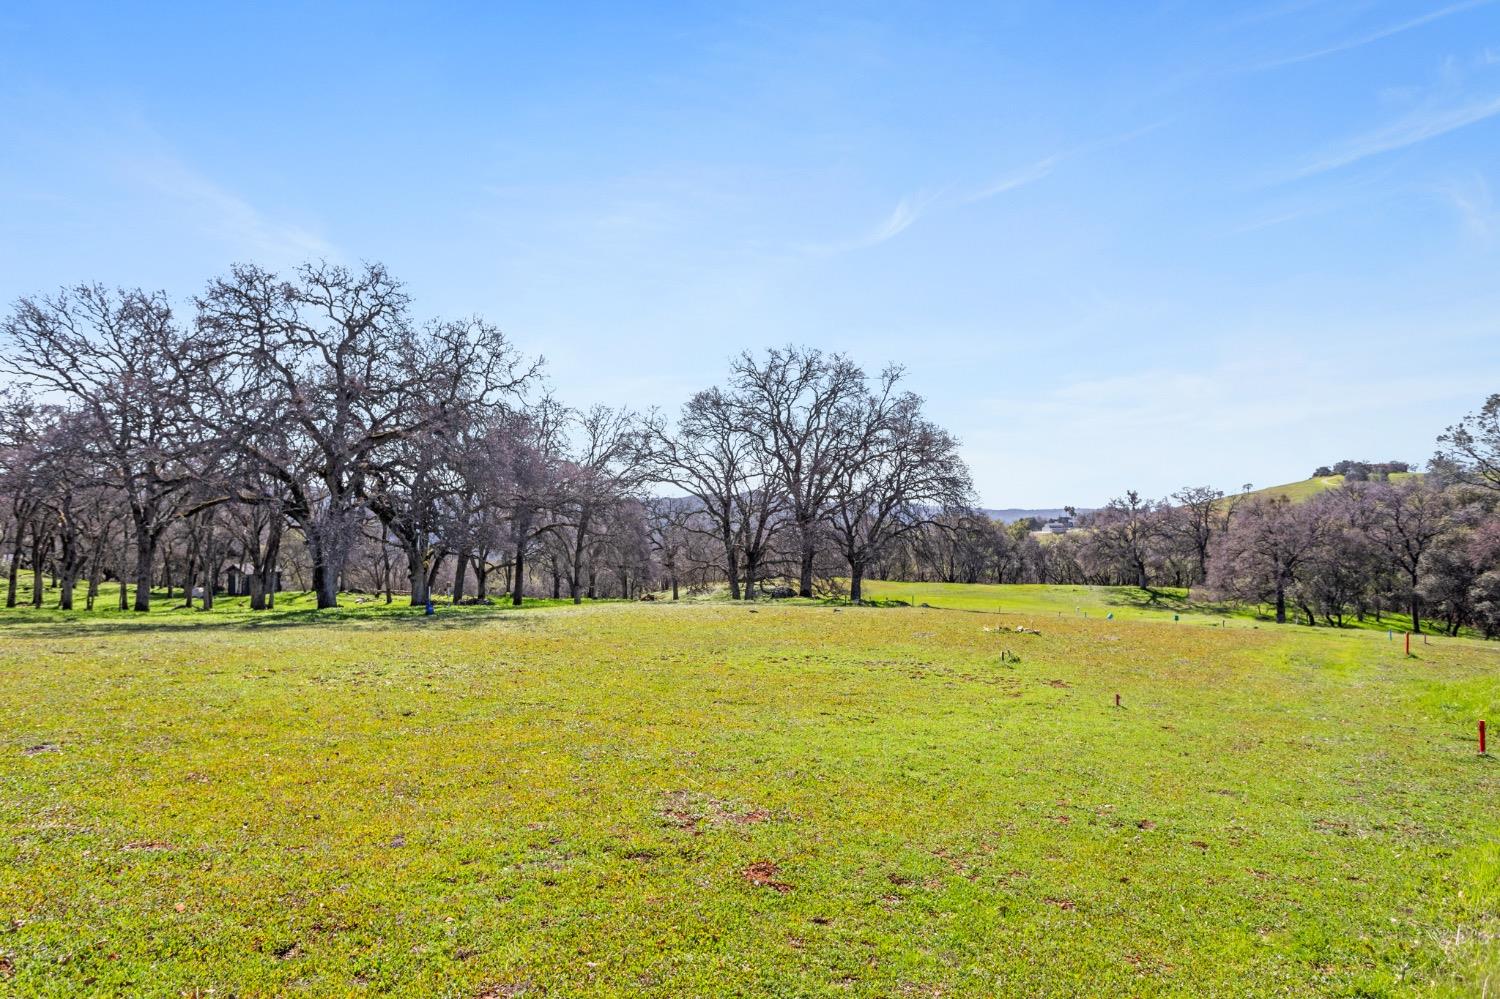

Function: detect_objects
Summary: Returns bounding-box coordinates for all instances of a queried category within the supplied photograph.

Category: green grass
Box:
[1229,471,1421,506]
[1,591,1497,995]
[0,581,582,621]
[859,579,1436,634]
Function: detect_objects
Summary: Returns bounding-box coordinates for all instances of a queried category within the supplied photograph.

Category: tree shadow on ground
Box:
[0,597,606,640]
[1100,586,1237,617]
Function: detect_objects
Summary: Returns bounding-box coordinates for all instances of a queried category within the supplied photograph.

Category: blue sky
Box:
[2,1,1498,506]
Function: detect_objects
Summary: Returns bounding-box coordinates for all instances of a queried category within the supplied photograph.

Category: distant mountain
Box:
[983,508,1083,523]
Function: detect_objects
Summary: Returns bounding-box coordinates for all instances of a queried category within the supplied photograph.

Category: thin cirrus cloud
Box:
[1253,0,1497,70]
[814,120,1167,256]
[119,150,336,265]
[961,154,1061,204]
[1288,92,1500,178]
[1435,172,1496,238]
[810,152,1059,256]
[863,189,943,246]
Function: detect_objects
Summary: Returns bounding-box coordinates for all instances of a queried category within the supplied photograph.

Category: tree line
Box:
[1,261,1496,635]
[0,262,974,613]
[866,412,1500,635]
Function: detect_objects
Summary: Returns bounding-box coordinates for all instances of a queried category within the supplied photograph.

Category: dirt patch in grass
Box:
[659,790,776,832]
[21,742,59,756]
[475,983,531,998]
[742,860,793,892]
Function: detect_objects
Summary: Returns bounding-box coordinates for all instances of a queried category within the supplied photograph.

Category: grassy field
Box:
[859,579,1436,634]
[1,592,1497,996]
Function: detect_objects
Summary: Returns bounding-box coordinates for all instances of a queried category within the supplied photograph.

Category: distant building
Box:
[1044,517,1074,534]
[224,564,282,596]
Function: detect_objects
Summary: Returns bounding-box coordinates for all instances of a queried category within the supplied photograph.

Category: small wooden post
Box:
[1405,632,1410,656]
[1481,720,1487,755]
[1114,693,1121,708]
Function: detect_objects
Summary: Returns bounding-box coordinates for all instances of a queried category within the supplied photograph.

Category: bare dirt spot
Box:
[659,791,777,832]
[1189,840,1209,849]
[1043,679,1071,688]
[123,840,173,851]
[21,743,59,756]
[1136,820,1156,830]
[742,860,793,892]
[275,942,301,961]
[0,955,12,978]
[475,983,532,998]
[1045,897,1076,911]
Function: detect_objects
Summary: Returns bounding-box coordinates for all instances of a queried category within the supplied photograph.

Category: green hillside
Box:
[1227,470,1420,506]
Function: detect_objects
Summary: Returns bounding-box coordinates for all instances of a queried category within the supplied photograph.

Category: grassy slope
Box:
[1230,470,1421,506]
[1,597,1496,996]
[859,579,1435,635]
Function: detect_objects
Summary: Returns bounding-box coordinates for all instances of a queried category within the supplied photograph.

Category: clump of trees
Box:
[800,409,1500,636]
[2,262,1496,635]
[1311,459,1412,481]
[0,263,975,613]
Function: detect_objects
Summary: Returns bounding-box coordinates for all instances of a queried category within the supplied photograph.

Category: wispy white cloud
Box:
[866,189,940,244]
[804,187,944,255]
[962,155,1060,203]
[1436,172,1497,238]
[1227,206,1331,234]
[812,120,1164,254]
[1289,92,1500,178]
[1217,0,1337,32]
[119,152,336,264]
[1256,0,1496,70]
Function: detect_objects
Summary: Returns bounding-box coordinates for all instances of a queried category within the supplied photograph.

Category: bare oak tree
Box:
[3,285,206,610]
[197,262,537,608]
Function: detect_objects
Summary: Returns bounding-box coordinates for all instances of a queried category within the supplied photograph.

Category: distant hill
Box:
[984,472,1425,523]
[983,508,1082,523]
[1227,471,1421,506]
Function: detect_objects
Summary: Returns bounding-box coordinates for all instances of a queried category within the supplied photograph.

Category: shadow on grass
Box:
[0,594,616,639]
[1101,586,1238,617]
